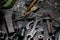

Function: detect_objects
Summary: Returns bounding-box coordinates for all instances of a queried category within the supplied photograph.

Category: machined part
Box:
[38,35,43,40]
[38,35,43,39]
[47,38,52,40]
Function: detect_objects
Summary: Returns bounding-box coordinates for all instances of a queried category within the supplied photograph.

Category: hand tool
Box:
[27,20,39,40]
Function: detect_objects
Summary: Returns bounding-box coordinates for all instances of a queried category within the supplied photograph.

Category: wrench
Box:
[27,20,40,40]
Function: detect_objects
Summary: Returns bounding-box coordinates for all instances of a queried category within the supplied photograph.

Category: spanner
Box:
[26,20,40,40]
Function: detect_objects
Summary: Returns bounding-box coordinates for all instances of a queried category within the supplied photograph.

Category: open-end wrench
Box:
[26,20,40,40]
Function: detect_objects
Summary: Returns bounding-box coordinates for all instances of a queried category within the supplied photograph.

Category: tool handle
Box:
[24,0,38,16]
[46,20,52,34]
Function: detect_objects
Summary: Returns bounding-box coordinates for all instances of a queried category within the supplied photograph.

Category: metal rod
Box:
[46,20,52,35]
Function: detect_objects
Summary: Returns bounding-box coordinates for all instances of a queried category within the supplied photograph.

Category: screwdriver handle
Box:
[46,20,52,35]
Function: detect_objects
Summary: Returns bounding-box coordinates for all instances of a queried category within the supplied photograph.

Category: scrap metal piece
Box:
[5,14,15,33]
